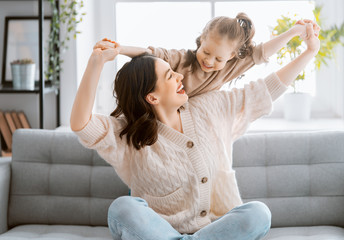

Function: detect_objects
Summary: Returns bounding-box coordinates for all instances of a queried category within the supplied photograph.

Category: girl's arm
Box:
[263,19,320,59]
[70,41,119,131]
[276,23,320,86]
[120,45,152,57]
[93,40,152,58]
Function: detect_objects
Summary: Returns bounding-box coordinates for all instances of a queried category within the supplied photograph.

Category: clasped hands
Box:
[295,19,321,53]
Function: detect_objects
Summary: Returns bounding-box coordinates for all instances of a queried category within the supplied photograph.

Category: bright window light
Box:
[215,1,315,95]
[115,2,211,69]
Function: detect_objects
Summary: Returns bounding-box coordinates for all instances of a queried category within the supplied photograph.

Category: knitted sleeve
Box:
[228,72,287,141]
[191,72,287,142]
[73,114,131,184]
[147,46,186,71]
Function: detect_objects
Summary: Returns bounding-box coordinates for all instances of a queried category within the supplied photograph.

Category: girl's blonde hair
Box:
[184,13,256,71]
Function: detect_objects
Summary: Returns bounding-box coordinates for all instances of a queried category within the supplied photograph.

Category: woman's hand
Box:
[94,38,121,50]
[92,39,120,64]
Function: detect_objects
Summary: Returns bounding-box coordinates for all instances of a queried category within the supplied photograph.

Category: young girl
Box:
[70,22,320,240]
[95,14,319,97]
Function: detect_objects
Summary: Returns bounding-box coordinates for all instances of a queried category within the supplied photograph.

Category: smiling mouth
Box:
[177,83,185,94]
[202,61,213,70]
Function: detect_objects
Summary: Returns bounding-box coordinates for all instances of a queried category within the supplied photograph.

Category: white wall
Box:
[61,0,117,126]
[314,0,344,118]
[75,0,117,117]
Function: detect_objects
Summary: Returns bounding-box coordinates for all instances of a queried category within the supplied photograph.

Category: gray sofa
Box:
[0,129,343,240]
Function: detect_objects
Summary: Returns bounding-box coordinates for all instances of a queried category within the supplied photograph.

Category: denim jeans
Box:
[107,196,271,240]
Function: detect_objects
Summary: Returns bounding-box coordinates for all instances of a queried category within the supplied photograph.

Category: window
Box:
[115,2,211,69]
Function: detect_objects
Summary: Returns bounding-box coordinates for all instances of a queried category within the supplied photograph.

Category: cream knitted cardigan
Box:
[75,72,287,234]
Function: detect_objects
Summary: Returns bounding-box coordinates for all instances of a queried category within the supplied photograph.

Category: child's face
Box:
[196,31,236,73]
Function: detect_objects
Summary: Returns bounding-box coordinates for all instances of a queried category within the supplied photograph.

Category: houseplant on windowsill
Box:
[272,5,344,121]
[10,59,36,90]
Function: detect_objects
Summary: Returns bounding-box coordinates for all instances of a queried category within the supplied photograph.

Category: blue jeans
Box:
[107,196,271,240]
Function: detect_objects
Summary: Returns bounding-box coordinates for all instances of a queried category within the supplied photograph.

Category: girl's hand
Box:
[295,19,320,39]
[303,23,320,55]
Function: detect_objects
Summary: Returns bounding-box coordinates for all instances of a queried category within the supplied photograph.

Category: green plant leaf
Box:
[270,3,344,92]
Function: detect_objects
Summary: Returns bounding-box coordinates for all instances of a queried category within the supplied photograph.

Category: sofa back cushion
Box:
[9,129,344,228]
[8,129,129,228]
[233,131,344,228]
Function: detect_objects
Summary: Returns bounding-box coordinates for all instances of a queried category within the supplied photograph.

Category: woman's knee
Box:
[108,196,147,220]
[243,201,271,231]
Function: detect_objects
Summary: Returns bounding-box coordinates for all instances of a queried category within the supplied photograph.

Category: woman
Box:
[70,23,319,240]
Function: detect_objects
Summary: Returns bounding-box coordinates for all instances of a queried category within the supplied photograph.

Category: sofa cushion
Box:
[233,131,344,228]
[1,225,343,240]
[8,130,129,228]
[264,226,344,240]
[0,224,112,240]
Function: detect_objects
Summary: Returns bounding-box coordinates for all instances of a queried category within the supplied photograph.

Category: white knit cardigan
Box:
[75,72,287,234]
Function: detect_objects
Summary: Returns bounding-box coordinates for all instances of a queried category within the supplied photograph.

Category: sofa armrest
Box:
[0,157,11,234]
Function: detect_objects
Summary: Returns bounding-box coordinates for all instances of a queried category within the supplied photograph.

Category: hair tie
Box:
[237,18,252,29]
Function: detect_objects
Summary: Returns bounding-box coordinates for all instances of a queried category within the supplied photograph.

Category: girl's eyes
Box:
[204,51,223,62]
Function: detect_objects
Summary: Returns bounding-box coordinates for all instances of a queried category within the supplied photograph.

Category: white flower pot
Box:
[11,63,36,90]
[284,92,312,121]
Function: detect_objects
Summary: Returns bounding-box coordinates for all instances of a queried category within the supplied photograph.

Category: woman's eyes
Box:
[204,51,210,55]
[216,58,223,62]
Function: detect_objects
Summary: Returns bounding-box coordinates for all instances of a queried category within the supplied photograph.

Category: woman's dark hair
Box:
[111,53,158,150]
[183,13,256,71]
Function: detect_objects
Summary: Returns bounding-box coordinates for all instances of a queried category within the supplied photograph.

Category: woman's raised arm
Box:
[70,41,119,131]
[263,19,320,60]
[276,23,320,86]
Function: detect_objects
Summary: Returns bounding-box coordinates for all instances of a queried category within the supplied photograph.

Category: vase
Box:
[284,92,312,121]
[11,63,36,90]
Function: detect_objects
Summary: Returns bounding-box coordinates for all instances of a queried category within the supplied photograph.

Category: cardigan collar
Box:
[157,102,198,148]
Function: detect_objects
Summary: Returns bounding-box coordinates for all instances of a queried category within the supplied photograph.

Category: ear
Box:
[145,93,159,105]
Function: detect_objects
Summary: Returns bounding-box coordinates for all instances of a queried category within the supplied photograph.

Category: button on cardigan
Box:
[74,72,287,234]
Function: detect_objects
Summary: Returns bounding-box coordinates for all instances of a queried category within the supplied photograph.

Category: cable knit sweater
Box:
[148,43,268,97]
[75,72,287,234]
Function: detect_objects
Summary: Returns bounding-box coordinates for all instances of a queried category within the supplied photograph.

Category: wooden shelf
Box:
[0,84,58,94]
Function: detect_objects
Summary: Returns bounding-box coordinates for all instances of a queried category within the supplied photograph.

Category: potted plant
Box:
[272,5,344,121]
[10,58,36,90]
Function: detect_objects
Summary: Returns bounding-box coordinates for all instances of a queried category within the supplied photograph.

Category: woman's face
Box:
[148,58,188,109]
[196,31,236,73]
